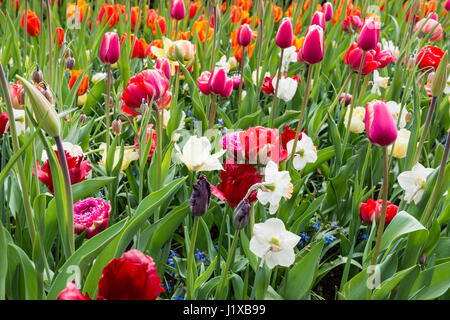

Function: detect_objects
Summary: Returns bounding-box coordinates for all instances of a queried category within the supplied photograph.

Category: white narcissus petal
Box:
[257,189,271,205]
[249,237,270,258]
[271,249,295,267]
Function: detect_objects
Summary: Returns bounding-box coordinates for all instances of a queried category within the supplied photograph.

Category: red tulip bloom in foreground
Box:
[97,249,164,300]
[20,9,40,37]
[416,46,445,71]
[358,18,380,51]
[360,199,398,225]
[121,69,170,115]
[237,24,253,47]
[299,25,324,65]
[35,150,92,193]
[57,282,91,300]
[211,162,262,208]
[135,124,157,163]
[100,32,120,64]
[54,27,65,49]
[0,113,8,137]
[73,198,111,239]
[344,43,385,75]
[276,18,293,49]
[365,100,398,146]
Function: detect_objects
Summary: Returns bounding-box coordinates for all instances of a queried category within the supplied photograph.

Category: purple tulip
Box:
[170,0,186,21]
[237,24,252,47]
[365,100,398,146]
[100,32,120,64]
[358,18,380,51]
[276,17,293,49]
[190,175,211,216]
[301,25,324,65]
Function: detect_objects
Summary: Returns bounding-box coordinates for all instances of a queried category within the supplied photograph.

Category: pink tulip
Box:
[414,18,443,42]
[446,0,450,11]
[297,49,304,63]
[170,0,186,20]
[209,67,227,95]
[276,17,293,49]
[231,75,243,90]
[156,57,171,79]
[311,11,326,29]
[339,93,352,106]
[365,100,398,146]
[343,15,363,33]
[100,32,120,64]
[237,24,252,47]
[300,25,324,65]
[220,78,233,98]
[197,71,212,95]
[358,18,380,51]
[74,198,111,239]
[323,2,333,22]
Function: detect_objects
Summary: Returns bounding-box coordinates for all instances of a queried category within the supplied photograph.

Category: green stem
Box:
[45,0,53,88]
[250,263,264,300]
[24,0,28,69]
[105,64,112,153]
[208,94,217,129]
[413,96,437,166]
[155,105,163,190]
[287,63,313,171]
[186,216,200,300]
[269,48,285,128]
[209,6,217,71]
[216,229,240,299]
[238,48,246,115]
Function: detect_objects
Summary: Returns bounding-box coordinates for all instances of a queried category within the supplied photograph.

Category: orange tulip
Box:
[271,4,283,23]
[193,20,213,42]
[54,27,64,48]
[69,70,89,96]
[67,0,91,24]
[20,9,40,37]
[146,40,163,59]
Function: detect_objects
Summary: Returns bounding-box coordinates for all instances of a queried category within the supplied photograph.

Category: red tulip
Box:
[57,282,91,300]
[237,24,253,47]
[344,43,380,75]
[365,100,398,146]
[210,162,262,208]
[97,4,120,28]
[189,1,201,19]
[68,70,89,96]
[134,124,157,163]
[360,198,398,225]
[280,125,304,152]
[261,76,275,95]
[20,9,40,37]
[342,15,363,33]
[0,113,8,137]
[97,250,164,300]
[416,46,445,72]
[100,32,120,64]
[9,81,25,109]
[276,17,293,49]
[54,27,65,49]
[120,33,148,59]
[374,44,393,69]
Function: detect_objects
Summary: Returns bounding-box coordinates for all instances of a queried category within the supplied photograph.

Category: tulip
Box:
[365,100,398,146]
[339,93,352,106]
[209,67,227,95]
[54,27,65,49]
[276,17,293,49]
[237,24,252,47]
[221,78,233,98]
[197,71,212,95]
[32,66,43,84]
[415,17,443,42]
[416,45,445,72]
[100,32,120,64]
[323,2,333,21]
[156,57,171,79]
[190,175,211,217]
[170,0,186,20]
[344,43,380,75]
[300,25,324,65]
[9,81,25,109]
[232,199,251,230]
[311,11,326,29]
[375,46,394,69]
[358,18,380,51]
[360,199,398,225]
[68,70,89,96]
[20,9,40,37]
[343,14,363,33]
[135,124,157,163]
[0,113,8,137]
[231,75,243,90]
[57,282,91,300]
[73,198,111,239]
[171,40,196,62]
[446,0,450,10]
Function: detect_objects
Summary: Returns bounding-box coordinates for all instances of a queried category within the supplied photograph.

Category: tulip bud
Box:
[237,24,252,47]
[79,113,87,124]
[323,2,333,21]
[365,100,397,146]
[276,18,293,49]
[431,52,448,97]
[209,67,227,95]
[190,175,211,216]
[232,199,251,230]
[100,32,120,64]
[339,93,352,106]
[16,75,61,137]
[112,119,122,136]
[32,65,43,84]
[311,11,326,29]
[301,25,324,65]
[170,0,186,21]
[156,58,171,79]
[358,18,380,51]
[66,57,75,70]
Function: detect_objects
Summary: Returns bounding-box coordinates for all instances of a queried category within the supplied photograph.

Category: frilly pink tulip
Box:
[365,100,398,146]
[209,67,227,95]
[74,198,111,239]
[100,32,120,64]
[156,57,171,79]
[170,0,186,21]
[414,17,443,42]
[358,18,380,51]
[323,2,333,21]
[237,24,252,47]
[311,11,326,29]
[299,25,324,65]
[276,17,293,49]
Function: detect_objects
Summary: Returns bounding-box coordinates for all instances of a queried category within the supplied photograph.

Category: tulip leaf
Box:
[0,224,8,299]
[371,266,416,300]
[71,177,115,202]
[7,243,38,300]
[409,261,450,300]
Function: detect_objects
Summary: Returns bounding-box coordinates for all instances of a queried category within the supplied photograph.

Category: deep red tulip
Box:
[360,198,398,225]
[416,46,445,72]
[276,17,293,49]
[0,113,8,137]
[300,25,324,65]
[237,24,253,47]
[280,125,305,152]
[57,282,91,300]
[344,43,380,75]
[20,9,40,37]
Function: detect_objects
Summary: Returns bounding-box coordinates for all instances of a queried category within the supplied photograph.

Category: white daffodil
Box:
[444,74,450,95]
[257,161,293,214]
[216,55,231,73]
[161,109,186,142]
[175,135,225,172]
[228,57,238,71]
[286,133,318,171]
[9,109,26,136]
[272,77,298,102]
[386,101,409,129]
[381,38,399,61]
[41,141,84,162]
[388,128,411,159]
[398,163,434,204]
[91,72,107,84]
[344,106,365,133]
[371,70,389,95]
[250,218,300,269]
[281,46,298,73]
[98,143,139,171]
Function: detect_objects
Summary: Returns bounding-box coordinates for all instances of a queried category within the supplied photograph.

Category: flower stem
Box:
[216,229,240,300]
[54,135,75,255]
[287,63,313,171]
[105,64,112,153]
[208,94,217,129]
[269,48,285,128]
[250,262,264,300]
[186,215,200,300]
[24,0,28,69]
[412,96,437,166]
[209,6,218,71]
[45,0,54,88]
[370,146,389,268]
[238,48,246,114]
[155,106,163,190]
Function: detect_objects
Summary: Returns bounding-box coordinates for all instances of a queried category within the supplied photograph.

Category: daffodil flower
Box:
[397,163,434,204]
[286,133,318,171]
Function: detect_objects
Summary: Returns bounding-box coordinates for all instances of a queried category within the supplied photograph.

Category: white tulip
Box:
[175,135,225,172]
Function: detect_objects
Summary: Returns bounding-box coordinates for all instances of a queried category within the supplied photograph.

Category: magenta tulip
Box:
[231,75,243,90]
[358,18,380,51]
[300,25,324,65]
[276,17,293,49]
[100,32,120,64]
[156,57,171,79]
[323,2,333,21]
[237,24,252,47]
[74,198,111,239]
[197,71,211,95]
[446,0,450,10]
[209,67,227,95]
[170,0,186,20]
[311,11,326,29]
[220,78,233,98]
[365,100,398,146]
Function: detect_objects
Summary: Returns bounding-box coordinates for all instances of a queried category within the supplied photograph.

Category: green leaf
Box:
[371,266,416,300]
[194,256,217,290]
[409,261,450,300]
[71,177,115,202]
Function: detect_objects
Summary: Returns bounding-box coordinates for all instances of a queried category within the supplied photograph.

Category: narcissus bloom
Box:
[250,218,300,269]
[97,250,164,300]
[416,46,445,71]
[388,128,411,159]
[20,9,40,37]
[371,70,389,95]
[360,199,398,225]
[344,106,366,133]
[386,101,409,129]
[365,100,398,146]
[175,136,225,172]
[73,198,111,238]
[257,161,293,214]
[398,163,434,204]
[286,133,318,171]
